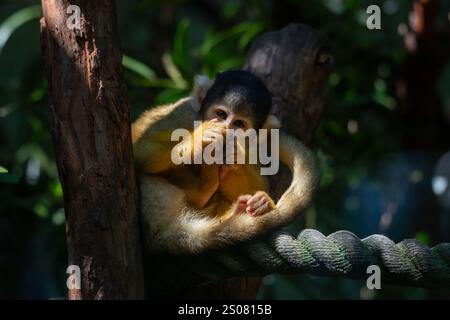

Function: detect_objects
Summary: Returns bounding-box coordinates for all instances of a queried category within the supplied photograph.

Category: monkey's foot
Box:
[233,194,252,214]
[246,191,276,216]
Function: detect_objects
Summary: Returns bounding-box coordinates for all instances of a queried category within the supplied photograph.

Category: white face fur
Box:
[203,105,255,130]
[192,74,281,130]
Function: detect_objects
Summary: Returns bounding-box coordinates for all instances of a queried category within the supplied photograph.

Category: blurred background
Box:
[0,0,449,299]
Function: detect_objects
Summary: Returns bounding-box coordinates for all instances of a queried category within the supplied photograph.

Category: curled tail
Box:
[140,132,319,254]
[205,132,320,248]
[272,131,320,222]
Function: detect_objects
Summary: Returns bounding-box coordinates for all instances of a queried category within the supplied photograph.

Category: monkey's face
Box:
[203,105,255,131]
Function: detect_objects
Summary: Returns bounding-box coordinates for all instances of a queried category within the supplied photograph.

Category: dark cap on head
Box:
[200,70,272,129]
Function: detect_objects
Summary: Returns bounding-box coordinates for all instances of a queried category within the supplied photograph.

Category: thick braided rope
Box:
[147,229,450,295]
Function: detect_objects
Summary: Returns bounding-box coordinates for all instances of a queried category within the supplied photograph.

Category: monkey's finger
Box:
[247,197,266,215]
[248,201,270,216]
[204,129,224,140]
[235,203,247,214]
[216,127,228,137]
[251,196,266,209]
[204,128,222,135]
[202,137,214,143]
[246,191,265,205]
[258,202,271,216]
[211,128,225,136]
[203,131,223,143]
[235,195,251,214]
[207,120,225,130]
[237,194,252,204]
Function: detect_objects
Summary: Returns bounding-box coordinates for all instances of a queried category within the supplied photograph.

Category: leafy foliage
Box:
[0,0,449,299]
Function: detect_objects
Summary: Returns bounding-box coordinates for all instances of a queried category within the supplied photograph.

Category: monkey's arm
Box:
[141,131,319,254]
[219,164,269,201]
[219,165,276,217]
[182,165,220,209]
[133,131,183,174]
[133,120,218,174]
[134,126,221,208]
[132,98,198,174]
[133,123,202,174]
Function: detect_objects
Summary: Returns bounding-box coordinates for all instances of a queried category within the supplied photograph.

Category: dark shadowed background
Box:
[0,0,449,299]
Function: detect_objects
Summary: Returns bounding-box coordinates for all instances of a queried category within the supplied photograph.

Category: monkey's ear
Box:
[191,75,214,112]
[262,115,282,129]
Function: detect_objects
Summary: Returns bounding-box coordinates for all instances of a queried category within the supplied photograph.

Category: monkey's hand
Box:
[246,191,276,216]
[200,119,227,147]
[219,164,239,180]
[233,191,276,216]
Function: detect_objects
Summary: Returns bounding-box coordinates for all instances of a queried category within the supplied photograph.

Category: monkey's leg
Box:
[184,165,220,209]
[141,132,318,254]
[219,164,269,202]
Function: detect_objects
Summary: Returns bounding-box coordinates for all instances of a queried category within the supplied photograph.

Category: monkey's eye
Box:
[216,110,227,119]
[233,120,245,128]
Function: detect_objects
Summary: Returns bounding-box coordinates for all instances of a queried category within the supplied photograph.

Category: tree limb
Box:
[40,0,144,299]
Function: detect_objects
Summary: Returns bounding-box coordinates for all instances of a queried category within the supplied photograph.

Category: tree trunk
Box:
[172,23,333,299]
[40,0,144,299]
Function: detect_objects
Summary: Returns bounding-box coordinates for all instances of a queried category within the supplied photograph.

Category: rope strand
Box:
[147,229,450,296]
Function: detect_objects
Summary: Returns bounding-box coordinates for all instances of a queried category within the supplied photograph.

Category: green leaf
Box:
[415,231,430,246]
[216,56,245,71]
[172,19,190,74]
[237,22,264,50]
[50,181,63,198]
[162,53,188,89]
[0,166,8,173]
[123,54,188,90]
[128,76,184,90]
[0,173,20,184]
[199,22,254,56]
[327,121,345,136]
[154,88,186,105]
[0,5,42,53]
[34,203,49,219]
[122,54,157,81]
[223,1,241,18]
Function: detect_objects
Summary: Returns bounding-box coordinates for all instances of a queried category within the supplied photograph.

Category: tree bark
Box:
[245,23,333,200]
[40,0,144,299]
[173,23,333,299]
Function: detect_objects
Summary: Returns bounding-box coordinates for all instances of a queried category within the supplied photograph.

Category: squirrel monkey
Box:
[132,70,319,254]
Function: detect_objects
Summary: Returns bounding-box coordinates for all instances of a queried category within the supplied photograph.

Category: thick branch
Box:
[245,23,333,203]
[40,0,144,299]
[245,23,333,144]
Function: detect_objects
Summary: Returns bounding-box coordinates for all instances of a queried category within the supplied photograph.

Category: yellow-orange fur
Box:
[132,81,319,254]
